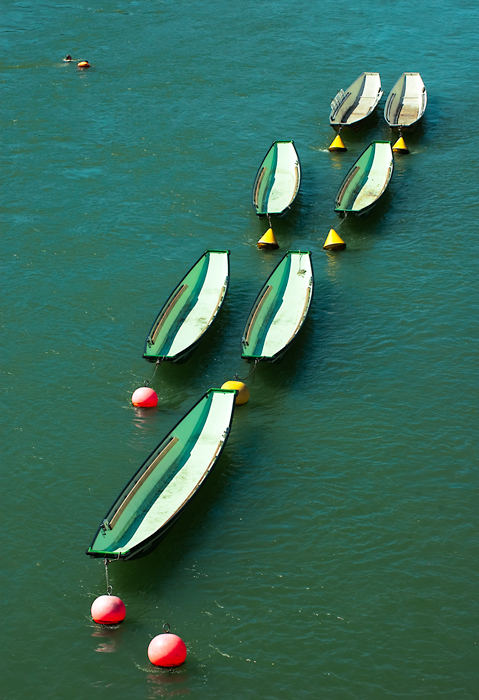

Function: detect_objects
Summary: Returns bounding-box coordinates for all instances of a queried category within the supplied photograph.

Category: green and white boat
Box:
[335,141,393,217]
[330,72,383,130]
[384,73,427,130]
[86,388,237,560]
[252,141,301,217]
[143,250,229,363]
[242,250,313,362]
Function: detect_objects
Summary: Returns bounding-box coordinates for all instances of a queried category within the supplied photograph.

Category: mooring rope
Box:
[144,357,164,387]
[234,358,260,384]
[104,558,112,596]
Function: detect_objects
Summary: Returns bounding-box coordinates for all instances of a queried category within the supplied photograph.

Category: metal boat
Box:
[384,73,427,130]
[241,250,313,362]
[335,141,393,217]
[252,141,301,217]
[86,388,237,560]
[143,250,229,363]
[330,72,383,130]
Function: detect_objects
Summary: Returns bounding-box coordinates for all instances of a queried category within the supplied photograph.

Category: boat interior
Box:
[145,251,228,360]
[243,251,312,359]
[336,142,393,213]
[385,73,426,127]
[331,73,382,125]
[254,142,300,215]
[89,390,236,557]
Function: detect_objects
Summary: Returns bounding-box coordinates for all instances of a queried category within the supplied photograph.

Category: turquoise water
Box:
[2,0,478,697]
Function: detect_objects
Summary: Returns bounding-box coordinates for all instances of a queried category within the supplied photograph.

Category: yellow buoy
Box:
[392,135,409,154]
[257,227,279,250]
[323,228,346,251]
[329,134,347,152]
[221,381,250,405]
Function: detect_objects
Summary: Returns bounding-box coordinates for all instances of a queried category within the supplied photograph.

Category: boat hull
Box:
[241,250,313,362]
[384,72,427,130]
[143,250,229,363]
[252,141,301,217]
[86,389,236,560]
[335,141,394,217]
[330,72,383,130]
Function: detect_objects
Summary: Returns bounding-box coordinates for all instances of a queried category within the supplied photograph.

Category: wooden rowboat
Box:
[86,388,237,560]
[384,73,427,130]
[252,141,301,217]
[242,250,313,362]
[143,250,229,363]
[330,72,383,130]
[335,141,393,217]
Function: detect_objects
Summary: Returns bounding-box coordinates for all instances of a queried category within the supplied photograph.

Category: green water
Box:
[2,0,478,697]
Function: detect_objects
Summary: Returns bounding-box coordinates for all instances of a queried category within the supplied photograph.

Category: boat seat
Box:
[344,96,377,122]
[397,97,420,124]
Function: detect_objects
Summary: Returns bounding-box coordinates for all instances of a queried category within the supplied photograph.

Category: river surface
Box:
[2,0,478,698]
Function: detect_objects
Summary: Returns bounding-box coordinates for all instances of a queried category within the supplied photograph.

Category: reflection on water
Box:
[324,250,341,281]
[91,623,124,653]
[146,669,191,698]
[132,405,161,430]
[329,154,345,169]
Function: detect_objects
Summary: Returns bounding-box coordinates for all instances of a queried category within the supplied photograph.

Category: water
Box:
[2,0,478,697]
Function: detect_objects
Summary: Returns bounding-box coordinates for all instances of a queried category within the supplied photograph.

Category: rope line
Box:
[144,358,164,387]
[234,358,260,384]
[104,558,112,595]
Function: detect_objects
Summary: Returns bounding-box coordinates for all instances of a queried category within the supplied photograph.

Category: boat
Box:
[335,141,393,217]
[241,250,313,362]
[143,250,229,363]
[252,141,301,217]
[86,388,237,560]
[384,73,427,130]
[330,72,383,130]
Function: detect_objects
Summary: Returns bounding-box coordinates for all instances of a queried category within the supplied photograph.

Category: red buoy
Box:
[91,595,126,624]
[148,632,187,667]
[131,387,158,408]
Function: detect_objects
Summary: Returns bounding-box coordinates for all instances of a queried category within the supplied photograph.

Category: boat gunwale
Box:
[241,250,314,362]
[252,140,301,217]
[86,388,237,560]
[107,436,180,530]
[143,249,230,362]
